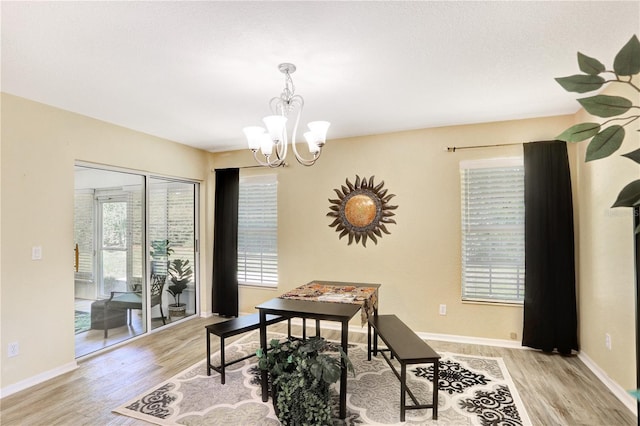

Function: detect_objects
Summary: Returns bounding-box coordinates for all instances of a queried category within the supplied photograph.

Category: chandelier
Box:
[243,63,330,167]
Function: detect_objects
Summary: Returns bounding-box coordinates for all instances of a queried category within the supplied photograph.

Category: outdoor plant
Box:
[150,239,173,274]
[256,337,354,426]
[167,258,193,307]
[555,34,640,219]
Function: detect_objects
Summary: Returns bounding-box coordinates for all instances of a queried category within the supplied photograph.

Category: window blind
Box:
[460,158,525,303]
[238,174,278,287]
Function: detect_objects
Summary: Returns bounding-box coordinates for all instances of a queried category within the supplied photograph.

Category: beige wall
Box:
[0,93,212,389]
[575,78,640,390]
[213,115,575,341]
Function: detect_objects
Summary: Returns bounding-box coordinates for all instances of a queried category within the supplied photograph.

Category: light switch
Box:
[32,246,42,260]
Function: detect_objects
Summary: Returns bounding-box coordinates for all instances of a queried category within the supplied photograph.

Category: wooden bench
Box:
[205,313,290,384]
[368,314,441,421]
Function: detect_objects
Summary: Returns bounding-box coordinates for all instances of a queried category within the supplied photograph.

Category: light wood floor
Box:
[1,316,636,425]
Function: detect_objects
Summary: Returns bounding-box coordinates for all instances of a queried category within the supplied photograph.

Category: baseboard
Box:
[415,330,524,349]
[0,361,78,399]
[578,351,637,416]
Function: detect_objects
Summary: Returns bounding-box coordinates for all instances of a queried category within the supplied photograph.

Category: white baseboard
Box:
[578,351,637,416]
[0,361,78,399]
[414,330,524,349]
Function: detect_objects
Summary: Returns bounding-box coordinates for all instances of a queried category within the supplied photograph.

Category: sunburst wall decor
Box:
[327,175,398,247]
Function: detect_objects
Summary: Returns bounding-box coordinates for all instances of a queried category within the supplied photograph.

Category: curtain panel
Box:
[522,141,578,354]
[212,168,239,317]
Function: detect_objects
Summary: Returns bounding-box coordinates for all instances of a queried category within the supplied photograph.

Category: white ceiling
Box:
[2,1,639,153]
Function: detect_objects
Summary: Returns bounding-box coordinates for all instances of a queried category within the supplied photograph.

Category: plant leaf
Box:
[611,179,640,208]
[613,35,640,76]
[578,95,632,117]
[556,122,601,142]
[555,74,605,93]
[578,52,605,75]
[622,148,640,164]
[585,125,625,161]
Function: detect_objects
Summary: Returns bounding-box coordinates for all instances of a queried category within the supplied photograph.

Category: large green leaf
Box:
[578,52,605,75]
[622,148,640,164]
[585,125,625,161]
[557,122,601,142]
[578,95,632,117]
[613,35,640,76]
[612,179,640,208]
[555,74,605,93]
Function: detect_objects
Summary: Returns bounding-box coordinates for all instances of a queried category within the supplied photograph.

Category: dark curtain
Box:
[522,141,578,354]
[212,168,239,317]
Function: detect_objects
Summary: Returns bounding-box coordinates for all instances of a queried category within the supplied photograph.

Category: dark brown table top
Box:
[256,297,362,321]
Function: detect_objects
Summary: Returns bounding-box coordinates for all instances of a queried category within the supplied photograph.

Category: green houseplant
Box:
[150,239,173,275]
[166,258,193,318]
[555,34,640,219]
[256,337,353,425]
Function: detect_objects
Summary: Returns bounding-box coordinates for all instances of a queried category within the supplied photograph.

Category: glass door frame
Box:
[96,194,132,299]
[75,161,200,355]
[147,175,200,328]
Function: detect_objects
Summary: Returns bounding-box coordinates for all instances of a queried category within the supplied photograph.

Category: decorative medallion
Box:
[412,360,491,395]
[458,385,523,425]
[327,175,397,247]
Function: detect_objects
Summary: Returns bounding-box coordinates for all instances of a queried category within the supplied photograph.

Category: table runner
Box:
[279,281,378,325]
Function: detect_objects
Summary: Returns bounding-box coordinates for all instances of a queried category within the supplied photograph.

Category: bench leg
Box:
[367,323,372,361]
[206,330,211,376]
[400,362,407,422]
[432,360,439,420]
[220,336,226,384]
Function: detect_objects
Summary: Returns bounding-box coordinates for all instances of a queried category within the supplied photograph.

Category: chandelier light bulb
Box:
[259,133,274,156]
[304,131,320,153]
[243,126,266,151]
[262,115,287,142]
[307,121,331,147]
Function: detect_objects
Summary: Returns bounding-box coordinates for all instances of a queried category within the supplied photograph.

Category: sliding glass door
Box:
[74,165,198,357]
[149,178,197,329]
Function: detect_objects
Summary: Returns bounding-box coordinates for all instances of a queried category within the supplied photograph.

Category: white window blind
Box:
[238,174,278,287]
[460,158,525,303]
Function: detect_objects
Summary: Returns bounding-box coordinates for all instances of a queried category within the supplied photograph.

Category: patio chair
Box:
[102,274,167,338]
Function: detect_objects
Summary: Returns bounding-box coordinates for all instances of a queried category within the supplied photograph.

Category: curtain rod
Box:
[446,142,523,152]
[213,164,274,171]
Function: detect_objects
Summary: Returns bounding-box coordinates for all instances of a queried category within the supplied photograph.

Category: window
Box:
[238,174,278,287]
[460,158,525,303]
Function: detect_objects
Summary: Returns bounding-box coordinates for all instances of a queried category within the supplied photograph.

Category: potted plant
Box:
[150,239,173,275]
[256,336,353,425]
[166,258,192,318]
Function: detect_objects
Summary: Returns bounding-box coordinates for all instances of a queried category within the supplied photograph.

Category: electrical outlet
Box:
[439,304,446,315]
[605,333,612,350]
[32,246,42,260]
[8,342,19,357]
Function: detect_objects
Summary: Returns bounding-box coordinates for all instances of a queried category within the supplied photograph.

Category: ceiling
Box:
[2,1,638,153]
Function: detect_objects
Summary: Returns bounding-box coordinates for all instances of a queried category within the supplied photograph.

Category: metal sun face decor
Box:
[327,175,398,247]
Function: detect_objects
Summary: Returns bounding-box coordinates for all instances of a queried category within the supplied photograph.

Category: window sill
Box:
[239,282,278,290]
[462,299,523,308]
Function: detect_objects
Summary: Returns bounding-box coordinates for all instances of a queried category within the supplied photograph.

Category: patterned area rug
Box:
[113,331,531,425]
[74,310,91,334]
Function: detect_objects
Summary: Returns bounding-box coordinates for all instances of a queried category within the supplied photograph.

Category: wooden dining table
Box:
[256,280,380,419]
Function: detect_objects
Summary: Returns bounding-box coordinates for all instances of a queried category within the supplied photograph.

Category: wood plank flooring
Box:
[1,316,636,425]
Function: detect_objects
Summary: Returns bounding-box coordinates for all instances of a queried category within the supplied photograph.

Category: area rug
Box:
[114,331,531,425]
[74,310,91,334]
